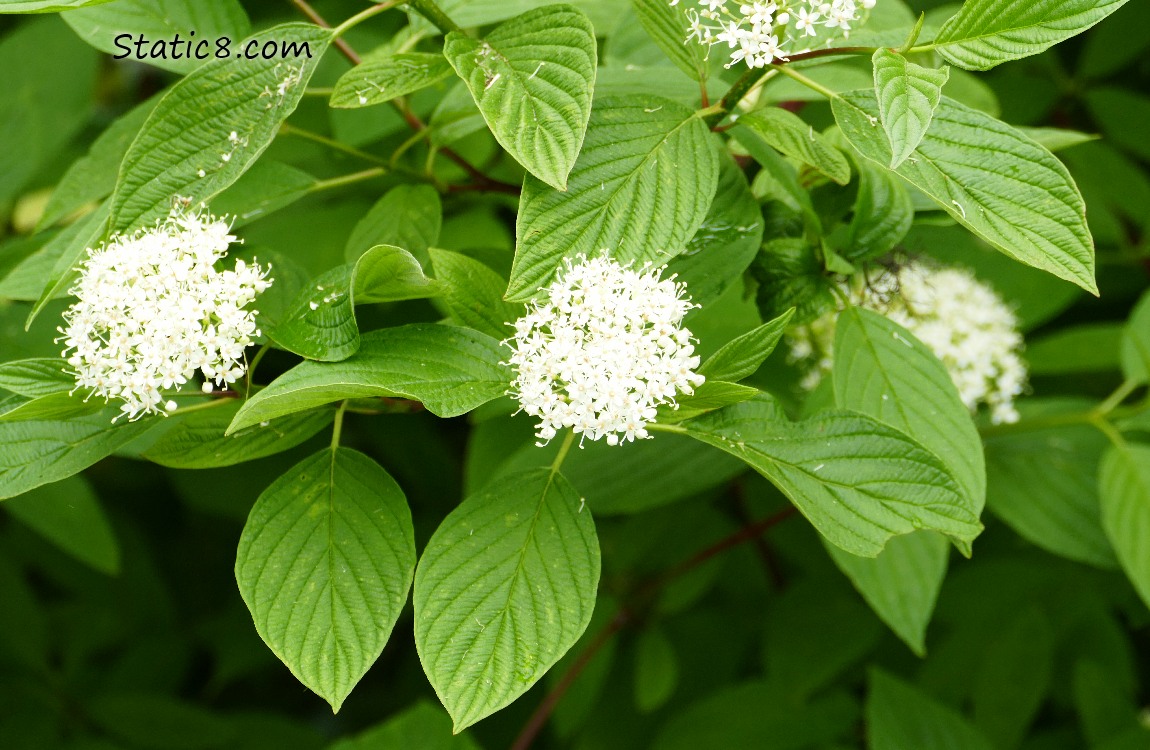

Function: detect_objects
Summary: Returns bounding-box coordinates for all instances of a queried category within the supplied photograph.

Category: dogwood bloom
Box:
[788,260,1027,424]
[59,205,272,421]
[673,0,875,69]
[505,255,705,446]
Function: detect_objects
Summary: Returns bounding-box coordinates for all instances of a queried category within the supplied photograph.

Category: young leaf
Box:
[737,109,851,185]
[414,468,600,731]
[698,309,795,383]
[64,0,250,75]
[833,307,986,513]
[229,324,509,432]
[657,381,760,423]
[142,402,333,469]
[109,23,331,233]
[0,413,157,500]
[1099,443,1150,610]
[871,49,949,168]
[509,95,719,300]
[833,91,1096,294]
[345,185,442,264]
[826,531,949,656]
[443,4,597,191]
[235,447,416,712]
[330,52,454,108]
[26,195,110,329]
[429,248,525,340]
[354,244,439,304]
[631,0,707,81]
[2,475,120,575]
[867,670,994,750]
[1120,290,1150,384]
[931,0,1131,71]
[679,395,982,557]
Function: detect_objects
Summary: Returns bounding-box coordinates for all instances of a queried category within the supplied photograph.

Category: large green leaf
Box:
[931,0,1131,71]
[109,23,331,233]
[833,91,1096,294]
[508,95,719,300]
[867,670,994,750]
[1099,443,1150,610]
[1121,290,1150,385]
[429,248,524,341]
[142,401,333,469]
[444,4,596,190]
[985,399,1116,568]
[236,447,415,712]
[330,52,454,109]
[630,0,707,81]
[1,475,119,575]
[0,358,73,397]
[0,413,156,500]
[678,395,981,557]
[872,49,949,169]
[737,109,850,185]
[64,0,250,75]
[826,531,948,656]
[833,307,985,512]
[414,468,599,731]
[229,324,509,432]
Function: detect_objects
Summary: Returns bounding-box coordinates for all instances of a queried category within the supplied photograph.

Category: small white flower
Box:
[788,259,1027,424]
[60,205,272,421]
[505,255,705,446]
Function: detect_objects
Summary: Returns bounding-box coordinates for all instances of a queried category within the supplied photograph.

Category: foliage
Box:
[1,0,1149,747]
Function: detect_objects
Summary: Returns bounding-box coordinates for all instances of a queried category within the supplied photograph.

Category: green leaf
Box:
[429,248,524,341]
[444,4,597,191]
[971,608,1053,749]
[64,0,249,75]
[679,395,981,557]
[867,670,994,750]
[142,401,333,469]
[328,700,480,750]
[0,359,73,397]
[229,324,509,432]
[414,468,599,731]
[664,152,764,307]
[698,309,794,383]
[634,627,678,713]
[0,0,110,11]
[508,94,719,300]
[1099,443,1150,610]
[235,447,416,712]
[985,399,1116,568]
[738,109,851,185]
[631,0,706,81]
[841,157,914,263]
[2,475,119,575]
[87,693,236,750]
[0,413,156,500]
[749,238,836,326]
[931,0,1131,71]
[833,307,986,512]
[1016,126,1099,152]
[872,49,949,169]
[109,23,331,233]
[26,202,111,328]
[330,52,454,108]
[827,532,948,656]
[658,381,760,423]
[210,159,317,227]
[1027,323,1123,375]
[0,391,104,422]
[345,184,442,264]
[270,246,440,362]
[1121,291,1150,385]
[38,96,158,231]
[833,91,1096,294]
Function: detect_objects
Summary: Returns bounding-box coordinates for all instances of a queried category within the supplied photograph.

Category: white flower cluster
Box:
[60,206,272,421]
[506,255,706,446]
[789,260,1027,424]
[673,0,876,69]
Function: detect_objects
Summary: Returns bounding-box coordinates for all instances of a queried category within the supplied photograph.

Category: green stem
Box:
[331,401,349,450]
[245,344,270,397]
[167,398,233,417]
[775,65,839,100]
[280,122,389,166]
[1096,379,1140,416]
[308,167,388,194]
[550,431,577,475]
[332,0,401,38]
[405,0,462,34]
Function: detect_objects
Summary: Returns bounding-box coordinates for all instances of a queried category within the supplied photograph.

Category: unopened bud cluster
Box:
[789,260,1027,424]
[673,0,877,69]
[60,206,271,421]
[506,255,705,446]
